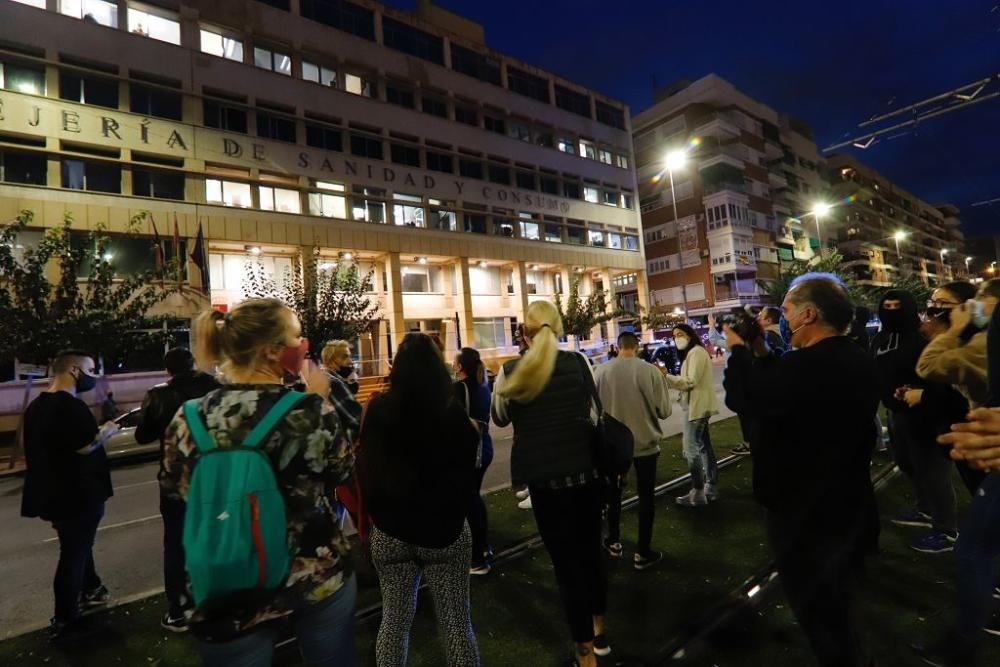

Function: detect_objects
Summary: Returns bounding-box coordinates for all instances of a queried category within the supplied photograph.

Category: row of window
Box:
[0,149,638,251]
[14,0,627,129]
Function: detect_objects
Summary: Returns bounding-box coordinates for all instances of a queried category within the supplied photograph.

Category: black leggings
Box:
[607,454,659,556]
[530,483,607,643]
[468,464,490,563]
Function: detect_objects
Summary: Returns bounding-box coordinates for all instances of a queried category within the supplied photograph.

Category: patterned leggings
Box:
[370,524,480,667]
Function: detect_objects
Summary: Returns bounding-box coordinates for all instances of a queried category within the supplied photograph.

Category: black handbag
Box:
[574,353,634,477]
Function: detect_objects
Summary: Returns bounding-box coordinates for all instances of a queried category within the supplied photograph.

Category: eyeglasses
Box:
[926,299,961,309]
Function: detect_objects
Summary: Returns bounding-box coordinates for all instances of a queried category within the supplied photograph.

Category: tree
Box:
[243,250,381,357]
[759,250,868,307]
[0,209,172,372]
[639,304,686,332]
[554,276,629,339]
[867,273,933,311]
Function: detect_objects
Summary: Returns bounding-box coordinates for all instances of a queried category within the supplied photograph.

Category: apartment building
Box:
[631,74,825,317]
[827,154,963,287]
[0,0,644,367]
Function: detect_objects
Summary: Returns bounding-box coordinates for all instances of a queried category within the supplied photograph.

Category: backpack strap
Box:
[183,399,216,453]
[244,391,307,449]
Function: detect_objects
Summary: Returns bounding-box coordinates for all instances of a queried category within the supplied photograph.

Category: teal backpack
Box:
[182,391,306,606]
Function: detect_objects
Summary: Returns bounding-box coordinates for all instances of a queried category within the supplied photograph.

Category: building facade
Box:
[0,0,645,368]
[827,154,963,287]
[631,75,825,317]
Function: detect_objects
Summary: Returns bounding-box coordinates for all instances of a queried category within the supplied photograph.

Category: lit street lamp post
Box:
[893,230,907,259]
[807,202,832,255]
[966,256,973,275]
[665,149,690,322]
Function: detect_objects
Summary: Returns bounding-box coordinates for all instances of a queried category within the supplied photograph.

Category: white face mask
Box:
[675,337,690,351]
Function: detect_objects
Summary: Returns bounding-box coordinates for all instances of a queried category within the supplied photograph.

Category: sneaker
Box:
[911,642,974,667]
[160,611,190,633]
[891,510,933,529]
[80,584,110,609]
[517,495,532,510]
[675,489,708,507]
[633,551,663,571]
[984,612,1000,637]
[910,532,958,554]
[602,539,623,558]
[730,442,752,456]
[515,487,530,500]
[705,483,720,501]
[593,634,612,656]
[993,584,1000,600]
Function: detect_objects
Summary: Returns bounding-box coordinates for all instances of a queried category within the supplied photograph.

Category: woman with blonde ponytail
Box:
[162,298,360,667]
[491,300,611,667]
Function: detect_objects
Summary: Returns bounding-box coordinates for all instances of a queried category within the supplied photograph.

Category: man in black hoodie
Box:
[871,290,938,531]
[135,347,219,632]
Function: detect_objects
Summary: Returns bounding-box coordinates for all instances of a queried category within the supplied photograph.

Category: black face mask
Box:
[337,364,354,379]
[75,370,98,393]
[925,307,952,324]
[880,310,903,329]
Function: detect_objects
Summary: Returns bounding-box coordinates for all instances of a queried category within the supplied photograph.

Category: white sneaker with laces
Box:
[515,488,530,500]
[518,495,533,510]
[675,489,708,507]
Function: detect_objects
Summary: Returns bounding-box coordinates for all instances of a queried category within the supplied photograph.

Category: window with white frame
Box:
[200,27,244,62]
[308,185,347,218]
[428,199,456,231]
[558,137,574,154]
[302,61,337,87]
[254,46,291,76]
[259,186,301,213]
[210,253,293,298]
[393,192,424,227]
[620,193,633,209]
[598,149,612,165]
[206,178,252,208]
[127,6,181,44]
[608,233,623,249]
[60,0,118,27]
[616,154,629,169]
[603,191,617,207]
[583,186,600,203]
[624,235,639,251]
[578,139,596,160]
[589,229,605,247]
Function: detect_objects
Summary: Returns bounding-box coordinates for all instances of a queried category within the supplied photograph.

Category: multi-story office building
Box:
[827,153,962,287]
[631,74,825,317]
[0,0,643,368]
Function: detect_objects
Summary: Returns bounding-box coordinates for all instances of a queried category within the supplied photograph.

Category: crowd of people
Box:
[16,271,1000,667]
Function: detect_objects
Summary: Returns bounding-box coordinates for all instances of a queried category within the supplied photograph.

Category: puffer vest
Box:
[505,351,596,487]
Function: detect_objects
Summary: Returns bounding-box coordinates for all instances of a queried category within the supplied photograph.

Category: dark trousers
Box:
[160,495,191,617]
[955,473,1000,650]
[889,410,958,532]
[51,501,105,623]
[607,453,658,556]
[956,461,987,498]
[530,483,607,644]
[469,454,492,564]
[768,514,866,667]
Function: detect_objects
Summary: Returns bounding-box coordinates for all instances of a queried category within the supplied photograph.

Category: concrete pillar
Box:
[452,257,475,350]
[502,317,514,350]
[510,260,530,331]
[602,267,619,342]
[636,271,652,342]
[380,252,406,372]
[558,266,571,296]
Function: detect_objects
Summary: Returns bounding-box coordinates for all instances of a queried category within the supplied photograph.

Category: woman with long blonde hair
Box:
[491,300,610,667]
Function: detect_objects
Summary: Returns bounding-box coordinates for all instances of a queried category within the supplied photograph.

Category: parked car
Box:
[103,407,159,461]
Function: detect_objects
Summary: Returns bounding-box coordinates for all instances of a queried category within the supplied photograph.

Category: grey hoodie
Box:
[594,356,672,456]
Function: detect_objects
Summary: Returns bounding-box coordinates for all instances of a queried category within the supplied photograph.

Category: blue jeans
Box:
[51,500,105,622]
[955,473,1000,650]
[197,574,358,667]
[682,415,718,490]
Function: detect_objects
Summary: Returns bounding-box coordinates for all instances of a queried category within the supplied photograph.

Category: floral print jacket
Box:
[161,384,356,638]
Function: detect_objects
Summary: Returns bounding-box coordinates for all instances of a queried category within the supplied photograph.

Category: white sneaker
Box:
[515,487,530,500]
[675,489,708,507]
[517,495,533,510]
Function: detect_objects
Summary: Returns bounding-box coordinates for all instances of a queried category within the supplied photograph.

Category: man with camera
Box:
[723,273,880,667]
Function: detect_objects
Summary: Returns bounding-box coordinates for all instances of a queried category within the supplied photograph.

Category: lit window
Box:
[352,186,386,223]
[603,191,617,207]
[589,230,605,246]
[206,178,251,208]
[578,140,596,160]
[558,137,574,154]
[520,220,540,240]
[12,0,46,8]
[620,193,633,209]
[309,182,347,218]
[583,187,600,203]
[200,28,244,62]
[259,186,301,213]
[616,154,629,169]
[60,0,118,28]
[254,46,291,76]
[0,62,46,95]
[345,73,372,97]
[428,199,457,231]
[624,235,639,251]
[302,61,337,87]
[127,7,181,44]
[608,233,623,249]
[598,149,612,165]
[393,193,424,227]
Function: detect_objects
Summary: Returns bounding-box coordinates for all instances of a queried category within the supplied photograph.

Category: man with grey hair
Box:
[723,273,880,667]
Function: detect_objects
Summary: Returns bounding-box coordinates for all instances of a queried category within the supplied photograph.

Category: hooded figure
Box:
[871,289,925,412]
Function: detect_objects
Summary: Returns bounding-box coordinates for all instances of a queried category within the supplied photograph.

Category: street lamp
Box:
[664,148,690,321]
[893,231,907,258]
[966,256,973,274]
[810,202,832,253]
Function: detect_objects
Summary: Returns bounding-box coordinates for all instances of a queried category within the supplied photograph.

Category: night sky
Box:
[386,0,1000,240]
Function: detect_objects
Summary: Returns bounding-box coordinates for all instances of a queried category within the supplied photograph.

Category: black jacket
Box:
[135,371,220,477]
[724,337,881,546]
[871,289,925,412]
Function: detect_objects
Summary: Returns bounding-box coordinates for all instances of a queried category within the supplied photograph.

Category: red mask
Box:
[278,339,309,376]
